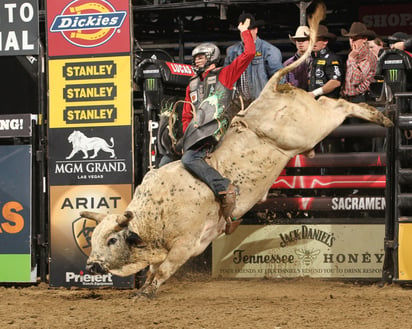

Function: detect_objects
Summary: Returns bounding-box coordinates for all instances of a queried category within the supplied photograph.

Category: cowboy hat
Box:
[238,13,265,29]
[316,25,336,40]
[387,32,409,43]
[289,26,310,43]
[341,22,376,40]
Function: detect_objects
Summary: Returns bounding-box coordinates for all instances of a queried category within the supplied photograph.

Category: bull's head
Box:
[80,210,149,277]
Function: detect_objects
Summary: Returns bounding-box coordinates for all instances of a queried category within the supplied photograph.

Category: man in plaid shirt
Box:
[341,22,378,152]
[341,22,377,103]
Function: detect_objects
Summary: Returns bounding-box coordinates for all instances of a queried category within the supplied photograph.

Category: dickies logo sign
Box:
[47,0,131,57]
[50,0,126,48]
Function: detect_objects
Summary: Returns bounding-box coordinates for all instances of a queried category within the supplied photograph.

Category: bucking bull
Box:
[81,4,393,298]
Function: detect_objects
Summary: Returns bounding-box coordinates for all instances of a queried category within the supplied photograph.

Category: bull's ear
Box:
[80,211,106,223]
[126,232,147,248]
[116,210,134,227]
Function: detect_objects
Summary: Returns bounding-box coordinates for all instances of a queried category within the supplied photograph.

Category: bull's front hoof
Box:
[129,290,156,300]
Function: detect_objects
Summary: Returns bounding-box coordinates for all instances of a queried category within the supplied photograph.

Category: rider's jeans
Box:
[181,145,230,197]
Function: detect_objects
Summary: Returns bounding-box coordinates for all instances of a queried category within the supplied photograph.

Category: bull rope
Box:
[167,100,197,155]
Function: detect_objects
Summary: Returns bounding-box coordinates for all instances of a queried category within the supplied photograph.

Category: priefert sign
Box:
[0,1,39,55]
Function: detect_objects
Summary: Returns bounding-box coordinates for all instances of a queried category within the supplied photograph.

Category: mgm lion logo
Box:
[66,130,116,160]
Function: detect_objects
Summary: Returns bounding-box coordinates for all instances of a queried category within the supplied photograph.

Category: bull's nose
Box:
[86,262,107,275]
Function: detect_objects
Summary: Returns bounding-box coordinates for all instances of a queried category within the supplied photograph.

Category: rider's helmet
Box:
[191,43,220,74]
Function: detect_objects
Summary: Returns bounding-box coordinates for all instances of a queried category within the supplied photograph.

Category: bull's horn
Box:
[80,211,106,223]
[116,210,134,227]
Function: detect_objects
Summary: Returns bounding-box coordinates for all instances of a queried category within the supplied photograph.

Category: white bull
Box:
[82,4,393,298]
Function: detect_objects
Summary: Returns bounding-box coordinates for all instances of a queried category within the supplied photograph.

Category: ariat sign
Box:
[0,1,39,55]
[49,184,134,287]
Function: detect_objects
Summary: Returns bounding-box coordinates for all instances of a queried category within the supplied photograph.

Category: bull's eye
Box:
[107,237,117,246]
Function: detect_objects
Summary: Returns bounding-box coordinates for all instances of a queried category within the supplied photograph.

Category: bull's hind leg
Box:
[318,97,393,127]
[348,101,393,127]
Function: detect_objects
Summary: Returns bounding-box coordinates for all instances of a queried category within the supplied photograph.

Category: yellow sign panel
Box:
[213,224,384,279]
[398,223,412,280]
[48,56,132,128]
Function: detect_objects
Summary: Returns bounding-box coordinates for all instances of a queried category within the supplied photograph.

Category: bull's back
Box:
[127,163,221,240]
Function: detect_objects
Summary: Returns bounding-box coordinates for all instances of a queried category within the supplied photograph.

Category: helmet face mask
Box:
[192,43,220,74]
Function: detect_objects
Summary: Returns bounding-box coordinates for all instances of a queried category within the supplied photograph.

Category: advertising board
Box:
[48,56,132,128]
[48,127,132,186]
[49,184,133,287]
[46,0,131,57]
[46,0,134,287]
[213,225,384,279]
[0,0,39,56]
[360,4,412,35]
[0,145,36,282]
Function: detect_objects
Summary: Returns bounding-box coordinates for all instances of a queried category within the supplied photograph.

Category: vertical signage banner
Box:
[0,0,39,56]
[46,0,131,57]
[0,145,34,282]
[47,0,134,288]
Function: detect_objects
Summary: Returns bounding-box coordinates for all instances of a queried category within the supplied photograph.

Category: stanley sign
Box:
[48,56,131,128]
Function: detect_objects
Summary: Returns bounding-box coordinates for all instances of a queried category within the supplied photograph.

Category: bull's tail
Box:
[262,2,326,94]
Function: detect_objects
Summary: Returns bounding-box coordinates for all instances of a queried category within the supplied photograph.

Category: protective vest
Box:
[309,47,343,99]
[183,69,240,151]
[188,68,221,108]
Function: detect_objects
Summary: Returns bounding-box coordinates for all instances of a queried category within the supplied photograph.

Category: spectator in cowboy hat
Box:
[341,22,376,41]
[284,25,311,90]
[224,12,283,103]
[388,32,412,51]
[308,25,343,99]
[308,24,344,154]
[341,22,378,152]
[340,22,377,103]
[388,32,409,45]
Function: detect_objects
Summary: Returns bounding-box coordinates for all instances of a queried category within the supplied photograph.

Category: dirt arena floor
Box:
[1,270,412,329]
